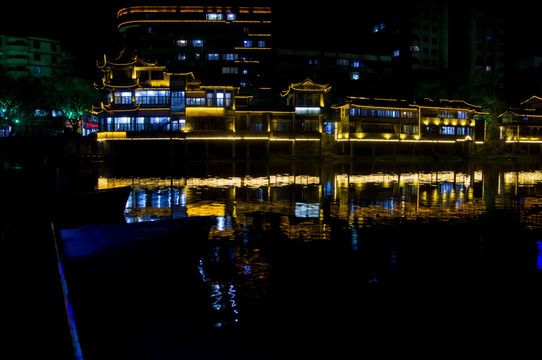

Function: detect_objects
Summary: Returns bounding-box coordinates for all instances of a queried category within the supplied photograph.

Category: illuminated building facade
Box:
[499,96,542,143]
[94,49,331,158]
[116,5,272,89]
[0,35,74,78]
[333,97,487,144]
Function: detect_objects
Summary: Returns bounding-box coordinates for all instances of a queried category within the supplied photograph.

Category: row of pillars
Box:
[188,139,323,160]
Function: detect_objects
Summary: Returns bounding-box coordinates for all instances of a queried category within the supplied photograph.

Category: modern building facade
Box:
[369,3,504,88]
[0,35,74,79]
[116,5,273,89]
[369,3,450,73]
[274,49,392,97]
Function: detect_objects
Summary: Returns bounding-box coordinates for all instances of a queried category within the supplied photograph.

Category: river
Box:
[65,159,542,359]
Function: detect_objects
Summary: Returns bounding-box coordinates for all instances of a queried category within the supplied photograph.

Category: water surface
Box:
[66,160,542,358]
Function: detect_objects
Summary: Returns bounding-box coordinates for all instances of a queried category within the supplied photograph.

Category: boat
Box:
[58,216,214,261]
[54,186,132,229]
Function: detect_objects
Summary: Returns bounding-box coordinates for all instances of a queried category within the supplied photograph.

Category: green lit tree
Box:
[50,77,102,134]
[0,76,34,135]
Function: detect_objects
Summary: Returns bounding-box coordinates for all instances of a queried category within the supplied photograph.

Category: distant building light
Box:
[373,23,385,33]
[393,50,400,57]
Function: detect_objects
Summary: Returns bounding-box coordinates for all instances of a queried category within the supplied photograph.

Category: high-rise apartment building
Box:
[453,6,505,87]
[370,3,504,88]
[369,4,449,73]
[0,35,74,79]
[116,5,272,89]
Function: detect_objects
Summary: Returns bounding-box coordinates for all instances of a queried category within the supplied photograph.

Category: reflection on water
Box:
[98,164,542,231]
[94,162,542,332]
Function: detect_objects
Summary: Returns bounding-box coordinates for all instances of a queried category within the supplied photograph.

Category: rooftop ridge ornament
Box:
[280,78,331,97]
[97,47,158,69]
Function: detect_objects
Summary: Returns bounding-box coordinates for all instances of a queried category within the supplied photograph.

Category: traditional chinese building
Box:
[93,49,331,159]
[499,96,542,143]
[332,96,487,154]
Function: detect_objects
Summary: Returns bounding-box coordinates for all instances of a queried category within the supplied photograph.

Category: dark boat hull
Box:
[58,216,214,263]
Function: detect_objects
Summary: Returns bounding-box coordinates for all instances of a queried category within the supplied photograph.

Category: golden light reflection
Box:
[96,168,542,238]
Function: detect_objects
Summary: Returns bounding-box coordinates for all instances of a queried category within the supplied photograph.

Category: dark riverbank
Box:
[2,135,542,172]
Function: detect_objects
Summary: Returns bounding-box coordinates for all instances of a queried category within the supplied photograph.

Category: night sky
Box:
[0,2,539,74]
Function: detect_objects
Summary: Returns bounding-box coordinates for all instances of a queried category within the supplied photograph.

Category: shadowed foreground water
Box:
[62,161,542,359]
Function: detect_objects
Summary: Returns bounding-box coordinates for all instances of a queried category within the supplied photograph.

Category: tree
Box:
[0,76,35,135]
[49,77,102,134]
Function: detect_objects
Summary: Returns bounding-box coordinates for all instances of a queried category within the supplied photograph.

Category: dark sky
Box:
[0,2,539,73]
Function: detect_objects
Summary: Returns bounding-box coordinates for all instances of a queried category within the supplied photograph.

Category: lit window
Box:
[351,72,360,80]
[258,40,266,48]
[393,50,400,57]
[351,60,360,68]
[243,40,252,47]
[337,59,349,66]
[441,126,455,135]
[486,65,492,72]
[206,13,223,20]
[222,67,238,74]
[176,40,187,47]
[216,92,224,106]
[192,40,204,47]
[207,53,219,60]
[227,13,236,21]
[373,25,379,33]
